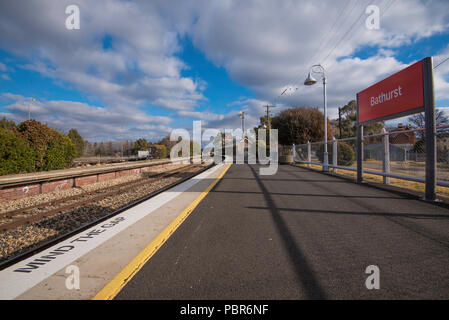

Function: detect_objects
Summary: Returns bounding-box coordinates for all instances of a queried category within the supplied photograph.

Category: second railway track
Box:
[0,163,213,266]
[0,164,203,231]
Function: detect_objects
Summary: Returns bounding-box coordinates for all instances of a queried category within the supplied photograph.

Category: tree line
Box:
[0,118,176,176]
[0,119,77,175]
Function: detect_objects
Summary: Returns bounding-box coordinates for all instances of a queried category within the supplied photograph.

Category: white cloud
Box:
[187,0,449,118]
[1,0,449,139]
[0,0,206,114]
[1,94,173,141]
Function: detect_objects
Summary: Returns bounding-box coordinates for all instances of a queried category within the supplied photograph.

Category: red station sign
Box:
[357,59,425,124]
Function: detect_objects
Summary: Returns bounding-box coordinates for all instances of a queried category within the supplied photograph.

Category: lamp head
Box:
[304,72,317,86]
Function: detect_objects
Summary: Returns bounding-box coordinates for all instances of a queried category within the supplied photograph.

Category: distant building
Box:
[389,123,416,145]
[437,134,449,152]
[138,150,149,159]
[364,143,410,161]
[363,124,417,161]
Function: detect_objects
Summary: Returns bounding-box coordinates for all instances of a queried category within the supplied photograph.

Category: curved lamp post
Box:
[304,64,329,172]
[28,98,36,121]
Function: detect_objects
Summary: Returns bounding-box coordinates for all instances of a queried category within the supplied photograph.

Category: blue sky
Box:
[1,0,449,142]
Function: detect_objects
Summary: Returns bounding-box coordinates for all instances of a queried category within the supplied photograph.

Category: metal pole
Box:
[356,94,363,183]
[423,57,436,201]
[307,141,311,168]
[338,107,342,138]
[332,137,338,174]
[382,129,390,185]
[292,144,296,165]
[240,111,245,135]
[323,76,329,172]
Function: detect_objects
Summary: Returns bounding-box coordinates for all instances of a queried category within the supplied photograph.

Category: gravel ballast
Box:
[0,164,205,262]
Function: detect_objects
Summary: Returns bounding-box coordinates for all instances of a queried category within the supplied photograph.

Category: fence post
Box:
[332,137,338,174]
[382,128,390,185]
[292,144,296,165]
[357,125,364,183]
[307,141,311,168]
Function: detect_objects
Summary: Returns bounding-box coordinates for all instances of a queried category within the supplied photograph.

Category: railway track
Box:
[0,164,200,231]
[0,163,214,268]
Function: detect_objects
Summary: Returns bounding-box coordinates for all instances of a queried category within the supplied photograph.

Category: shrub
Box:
[0,128,35,175]
[68,128,84,157]
[153,144,167,159]
[43,136,77,170]
[317,141,354,166]
[15,120,77,171]
[271,107,333,145]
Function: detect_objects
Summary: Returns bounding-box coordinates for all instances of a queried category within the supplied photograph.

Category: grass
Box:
[296,163,449,197]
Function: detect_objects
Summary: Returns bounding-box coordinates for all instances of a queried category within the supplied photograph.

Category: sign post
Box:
[356,98,363,184]
[423,57,436,201]
[357,57,436,200]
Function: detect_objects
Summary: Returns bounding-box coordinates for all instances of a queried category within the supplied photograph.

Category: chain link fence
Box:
[293,125,449,193]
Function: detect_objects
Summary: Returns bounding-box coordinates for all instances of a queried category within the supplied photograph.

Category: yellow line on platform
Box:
[92,164,232,300]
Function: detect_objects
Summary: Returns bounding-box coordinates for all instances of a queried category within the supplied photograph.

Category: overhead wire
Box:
[276,0,372,106]
[321,0,376,67]
[325,0,397,72]
[434,56,449,70]
[280,0,354,95]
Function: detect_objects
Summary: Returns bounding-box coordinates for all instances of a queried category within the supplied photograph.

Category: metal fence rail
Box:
[293,125,449,191]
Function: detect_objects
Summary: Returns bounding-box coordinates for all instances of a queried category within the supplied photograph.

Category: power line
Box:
[325,0,397,72]
[434,56,449,69]
[275,0,354,102]
[274,0,400,109]
[280,0,372,99]
[321,0,375,66]
[282,0,354,94]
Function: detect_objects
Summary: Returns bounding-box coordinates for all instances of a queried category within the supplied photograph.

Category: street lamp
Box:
[304,64,329,172]
[28,98,36,121]
[239,111,245,135]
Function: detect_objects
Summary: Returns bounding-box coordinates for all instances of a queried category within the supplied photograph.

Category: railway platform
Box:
[0,162,230,299]
[2,163,449,300]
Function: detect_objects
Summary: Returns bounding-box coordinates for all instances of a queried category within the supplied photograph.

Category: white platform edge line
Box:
[0,163,224,300]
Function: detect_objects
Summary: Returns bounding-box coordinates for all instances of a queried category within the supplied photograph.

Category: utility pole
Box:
[338,107,342,139]
[264,105,275,130]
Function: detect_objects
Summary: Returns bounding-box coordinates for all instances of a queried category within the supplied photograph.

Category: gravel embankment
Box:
[0,163,186,214]
[0,164,204,262]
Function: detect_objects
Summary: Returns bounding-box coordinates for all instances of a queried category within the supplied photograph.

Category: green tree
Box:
[133,138,150,154]
[15,120,76,171]
[271,107,333,145]
[43,135,77,170]
[0,128,35,175]
[0,117,16,130]
[68,128,84,157]
[317,141,354,166]
[336,100,384,138]
[153,144,167,159]
[157,136,177,156]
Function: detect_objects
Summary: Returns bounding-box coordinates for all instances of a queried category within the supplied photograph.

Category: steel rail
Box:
[0,162,215,270]
[0,165,192,220]
[0,165,203,232]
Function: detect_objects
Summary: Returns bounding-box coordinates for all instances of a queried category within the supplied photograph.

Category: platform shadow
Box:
[247,164,327,299]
